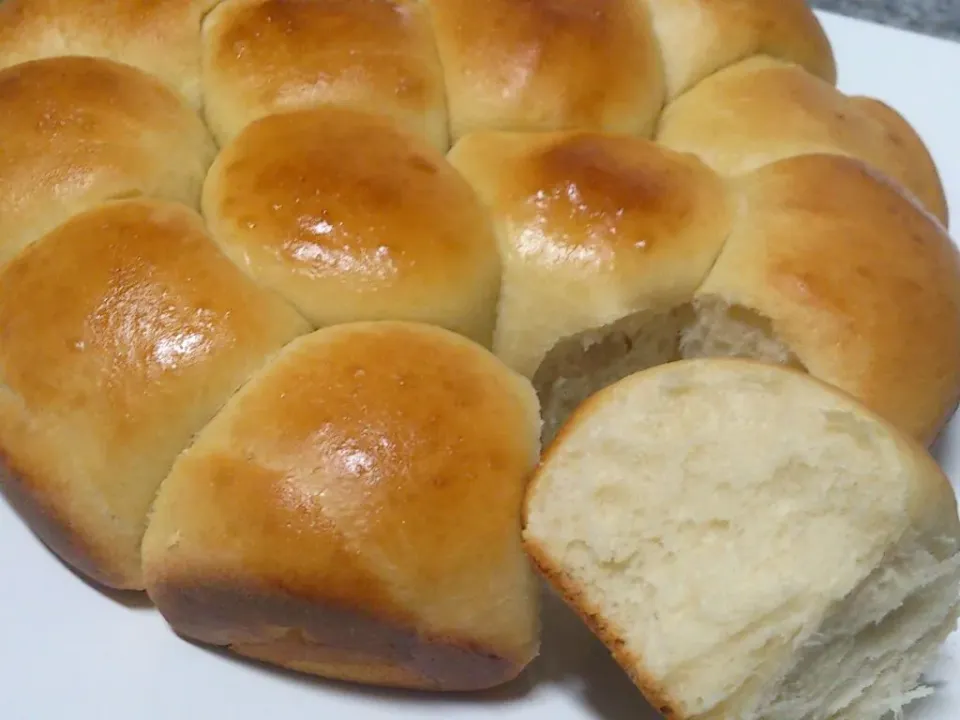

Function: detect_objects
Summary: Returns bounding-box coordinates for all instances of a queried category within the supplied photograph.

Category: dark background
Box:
[813,0,960,41]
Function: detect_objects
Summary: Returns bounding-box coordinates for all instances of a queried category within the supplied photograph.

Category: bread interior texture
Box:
[524,364,960,719]
[533,296,804,445]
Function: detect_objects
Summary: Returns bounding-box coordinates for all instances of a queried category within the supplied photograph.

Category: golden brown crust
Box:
[142,322,542,690]
[700,154,960,445]
[848,96,950,226]
[0,0,953,701]
[202,0,448,149]
[642,0,837,99]
[428,0,664,142]
[656,56,949,225]
[0,55,215,266]
[202,107,501,345]
[0,0,218,108]
[0,199,309,589]
[448,130,732,377]
[149,578,524,691]
[0,440,120,588]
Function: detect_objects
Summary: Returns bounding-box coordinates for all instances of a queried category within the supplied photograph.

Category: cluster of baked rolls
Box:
[1,0,959,714]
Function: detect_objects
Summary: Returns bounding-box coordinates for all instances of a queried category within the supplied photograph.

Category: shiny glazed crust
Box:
[201,0,448,149]
[0,0,219,108]
[0,199,309,588]
[141,322,542,690]
[448,130,733,378]
[0,55,216,264]
[428,0,666,141]
[0,0,958,695]
[202,106,502,344]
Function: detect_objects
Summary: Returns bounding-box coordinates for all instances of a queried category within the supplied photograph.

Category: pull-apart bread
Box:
[523,359,960,719]
[0,0,959,707]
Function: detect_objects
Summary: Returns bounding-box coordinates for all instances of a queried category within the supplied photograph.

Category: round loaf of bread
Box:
[642,0,838,98]
[0,0,217,108]
[202,106,501,345]
[2,0,960,699]
[656,55,949,224]
[0,55,216,265]
[202,0,448,149]
[428,0,665,141]
[141,321,542,691]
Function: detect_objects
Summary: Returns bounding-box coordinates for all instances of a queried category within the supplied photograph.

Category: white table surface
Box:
[2,11,960,720]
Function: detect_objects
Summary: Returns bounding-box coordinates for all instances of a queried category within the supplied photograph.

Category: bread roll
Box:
[523,358,960,720]
[447,129,732,378]
[427,0,665,142]
[0,0,216,108]
[530,154,960,447]
[643,0,837,99]
[203,107,501,345]
[0,199,309,590]
[202,0,448,149]
[142,321,542,691]
[0,56,216,267]
[691,154,960,444]
[656,56,949,225]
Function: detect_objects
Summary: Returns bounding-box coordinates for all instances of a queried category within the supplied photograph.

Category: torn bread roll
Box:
[447,129,733,379]
[523,358,960,720]
[523,153,960,446]
[142,321,542,691]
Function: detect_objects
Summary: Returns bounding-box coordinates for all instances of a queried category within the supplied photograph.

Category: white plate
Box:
[3,11,960,720]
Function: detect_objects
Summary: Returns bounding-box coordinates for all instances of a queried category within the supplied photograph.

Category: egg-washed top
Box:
[0,0,959,593]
